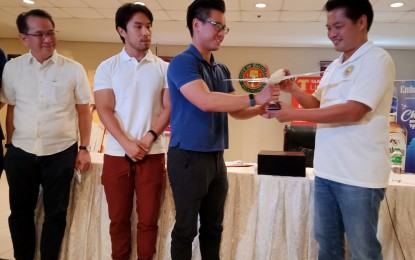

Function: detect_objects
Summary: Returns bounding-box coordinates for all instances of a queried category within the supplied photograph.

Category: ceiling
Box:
[0,0,414,49]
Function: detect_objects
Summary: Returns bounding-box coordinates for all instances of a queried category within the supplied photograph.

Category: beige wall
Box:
[1,38,415,162]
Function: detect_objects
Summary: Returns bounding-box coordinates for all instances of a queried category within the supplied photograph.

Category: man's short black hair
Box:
[186,0,226,37]
[115,3,153,43]
[324,0,374,31]
[16,9,55,34]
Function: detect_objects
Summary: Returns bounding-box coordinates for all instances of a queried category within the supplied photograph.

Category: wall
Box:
[1,38,415,162]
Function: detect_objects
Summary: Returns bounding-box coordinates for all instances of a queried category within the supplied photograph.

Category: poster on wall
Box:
[291,76,321,125]
[391,80,415,174]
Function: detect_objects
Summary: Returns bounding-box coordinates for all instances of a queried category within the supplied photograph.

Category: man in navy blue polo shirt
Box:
[166,0,280,259]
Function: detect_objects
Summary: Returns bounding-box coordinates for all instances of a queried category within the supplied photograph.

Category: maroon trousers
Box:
[102,154,166,260]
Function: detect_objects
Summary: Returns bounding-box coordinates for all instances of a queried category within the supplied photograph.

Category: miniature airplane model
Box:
[223,69,324,85]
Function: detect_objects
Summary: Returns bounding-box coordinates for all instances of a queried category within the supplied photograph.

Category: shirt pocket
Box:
[48,82,71,106]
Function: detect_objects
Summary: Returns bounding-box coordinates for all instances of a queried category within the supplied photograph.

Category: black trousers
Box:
[0,124,4,178]
[5,143,78,260]
[167,147,229,260]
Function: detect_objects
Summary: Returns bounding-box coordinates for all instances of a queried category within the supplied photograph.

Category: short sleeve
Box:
[168,54,201,90]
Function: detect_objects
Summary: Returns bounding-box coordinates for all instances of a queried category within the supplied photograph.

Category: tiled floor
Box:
[0,172,14,260]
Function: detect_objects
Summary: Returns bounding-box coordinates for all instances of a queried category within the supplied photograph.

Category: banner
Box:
[392,80,415,174]
[291,76,321,125]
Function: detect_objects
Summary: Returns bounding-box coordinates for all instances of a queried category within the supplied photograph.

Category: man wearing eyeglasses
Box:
[0,9,92,260]
[166,0,280,259]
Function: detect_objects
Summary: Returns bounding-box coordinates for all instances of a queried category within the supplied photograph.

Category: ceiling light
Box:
[23,0,35,4]
[255,3,267,8]
[134,1,145,5]
[390,2,404,8]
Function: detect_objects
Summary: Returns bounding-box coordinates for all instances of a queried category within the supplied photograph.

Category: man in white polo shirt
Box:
[270,0,395,259]
[94,3,170,260]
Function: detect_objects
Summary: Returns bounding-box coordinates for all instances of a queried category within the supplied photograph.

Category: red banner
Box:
[291,76,321,125]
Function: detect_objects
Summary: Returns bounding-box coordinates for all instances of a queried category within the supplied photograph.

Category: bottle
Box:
[389,106,407,171]
[390,148,403,182]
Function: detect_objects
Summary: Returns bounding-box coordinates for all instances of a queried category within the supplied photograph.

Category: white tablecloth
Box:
[33,153,415,260]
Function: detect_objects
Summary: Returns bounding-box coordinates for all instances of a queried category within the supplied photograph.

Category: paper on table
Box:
[226,160,254,167]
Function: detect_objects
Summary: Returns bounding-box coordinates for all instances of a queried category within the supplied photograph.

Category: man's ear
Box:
[19,33,29,48]
[193,18,200,33]
[358,14,368,32]
[117,26,126,37]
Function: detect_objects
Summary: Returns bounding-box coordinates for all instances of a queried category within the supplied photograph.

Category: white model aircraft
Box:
[223,69,323,85]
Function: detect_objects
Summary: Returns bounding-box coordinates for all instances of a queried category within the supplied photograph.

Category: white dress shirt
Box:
[1,51,92,156]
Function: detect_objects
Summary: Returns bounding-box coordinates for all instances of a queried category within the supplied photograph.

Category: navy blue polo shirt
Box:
[167,44,235,152]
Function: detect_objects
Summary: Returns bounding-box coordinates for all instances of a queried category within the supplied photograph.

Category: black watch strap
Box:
[79,145,91,151]
[249,93,256,107]
[148,130,158,141]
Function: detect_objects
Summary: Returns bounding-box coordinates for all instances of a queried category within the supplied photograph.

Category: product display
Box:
[393,80,415,173]
[389,101,407,171]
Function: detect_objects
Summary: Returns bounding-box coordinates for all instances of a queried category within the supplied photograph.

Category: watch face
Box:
[249,94,255,107]
[79,146,91,151]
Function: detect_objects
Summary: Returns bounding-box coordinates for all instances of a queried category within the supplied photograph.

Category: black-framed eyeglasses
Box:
[203,20,230,35]
[24,30,57,39]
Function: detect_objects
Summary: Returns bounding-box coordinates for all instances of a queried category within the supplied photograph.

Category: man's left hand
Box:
[76,150,91,171]
[266,101,296,123]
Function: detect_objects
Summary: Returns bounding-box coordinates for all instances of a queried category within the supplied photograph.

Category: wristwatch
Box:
[249,93,256,107]
[79,145,91,152]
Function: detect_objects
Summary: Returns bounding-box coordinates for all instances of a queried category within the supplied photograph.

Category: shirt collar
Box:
[120,48,155,63]
[188,44,217,66]
[27,50,58,65]
[339,41,373,64]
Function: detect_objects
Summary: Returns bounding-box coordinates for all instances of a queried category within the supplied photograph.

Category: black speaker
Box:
[258,150,306,177]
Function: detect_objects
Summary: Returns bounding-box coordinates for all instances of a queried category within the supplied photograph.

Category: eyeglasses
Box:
[24,30,57,39]
[203,20,230,35]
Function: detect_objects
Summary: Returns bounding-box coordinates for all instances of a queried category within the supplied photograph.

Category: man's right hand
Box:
[124,139,148,162]
[255,84,280,105]
[279,68,299,94]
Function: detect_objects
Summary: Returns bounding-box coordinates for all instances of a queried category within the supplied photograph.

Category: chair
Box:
[283,124,316,168]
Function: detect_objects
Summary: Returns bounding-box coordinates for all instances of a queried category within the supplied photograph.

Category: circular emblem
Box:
[343,65,354,78]
[238,63,268,93]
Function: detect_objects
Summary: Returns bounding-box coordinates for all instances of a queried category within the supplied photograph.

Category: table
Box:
[33,153,415,260]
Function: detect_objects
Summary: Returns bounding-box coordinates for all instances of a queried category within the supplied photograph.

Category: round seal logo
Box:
[238,63,268,93]
[343,65,354,78]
